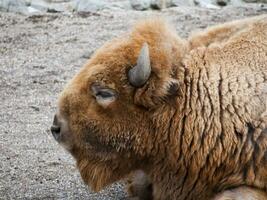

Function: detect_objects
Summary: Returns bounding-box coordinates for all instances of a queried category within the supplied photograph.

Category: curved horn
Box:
[128,43,151,87]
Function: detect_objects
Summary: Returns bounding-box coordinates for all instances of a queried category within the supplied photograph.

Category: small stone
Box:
[0,0,10,11]
[25,0,32,6]
[33,65,45,69]
[75,0,107,13]
[30,105,40,111]
[48,1,76,12]
[215,0,230,6]
[130,0,150,10]
[27,6,42,14]
[0,0,28,13]
[150,0,173,9]
[30,0,49,12]
[194,0,220,9]
[172,0,195,6]
[81,50,93,59]
[109,1,131,10]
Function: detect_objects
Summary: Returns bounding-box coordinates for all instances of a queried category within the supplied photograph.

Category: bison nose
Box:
[51,114,61,141]
[51,125,60,139]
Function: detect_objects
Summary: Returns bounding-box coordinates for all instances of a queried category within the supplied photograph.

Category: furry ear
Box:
[166,79,183,97]
[134,76,183,108]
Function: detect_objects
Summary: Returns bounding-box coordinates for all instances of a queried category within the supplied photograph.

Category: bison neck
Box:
[149,47,267,200]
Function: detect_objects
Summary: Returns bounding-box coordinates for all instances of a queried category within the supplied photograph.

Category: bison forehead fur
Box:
[57,15,267,199]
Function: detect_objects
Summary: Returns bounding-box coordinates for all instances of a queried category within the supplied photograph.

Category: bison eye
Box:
[96,90,114,99]
[91,84,117,108]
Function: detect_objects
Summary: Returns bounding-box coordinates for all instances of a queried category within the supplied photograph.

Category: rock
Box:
[48,1,75,12]
[30,0,74,13]
[75,0,107,13]
[31,0,49,11]
[27,6,42,14]
[0,0,28,13]
[172,0,195,6]
[0,0,10,11]
[194,0,220,8]
[215,0,230,6]
[8,2,29,14]
[150,0,173,9]
[25,0,32,6]
[30,105,40,111]
[81,50,94,59]
[130,0,150,10]
[109,1,131,10]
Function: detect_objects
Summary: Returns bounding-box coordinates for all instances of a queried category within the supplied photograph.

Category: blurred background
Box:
[0,0,266,199]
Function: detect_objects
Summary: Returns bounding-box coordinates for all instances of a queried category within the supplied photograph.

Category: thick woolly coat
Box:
[57,15,267,199]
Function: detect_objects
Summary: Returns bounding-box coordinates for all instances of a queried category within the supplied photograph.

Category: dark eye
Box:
[91,84,117,107]
[91,84,116,99]
[96,90,114,98]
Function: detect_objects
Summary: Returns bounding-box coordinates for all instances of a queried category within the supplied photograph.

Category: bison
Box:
[51,15,267,200]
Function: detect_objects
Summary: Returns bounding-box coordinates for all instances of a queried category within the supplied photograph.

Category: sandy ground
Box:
[0,4,266,200]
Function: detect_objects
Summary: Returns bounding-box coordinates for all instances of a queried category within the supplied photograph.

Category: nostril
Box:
[51,125,60,134]
[51,125,61,141]
[51,114,66,142]
[51,114,60,135]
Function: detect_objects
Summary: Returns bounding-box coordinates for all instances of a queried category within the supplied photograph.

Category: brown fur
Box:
[57,15,267,199]
[213,186,267,200]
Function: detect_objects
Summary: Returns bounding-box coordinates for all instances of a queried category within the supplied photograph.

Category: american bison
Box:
[51,15,267,199]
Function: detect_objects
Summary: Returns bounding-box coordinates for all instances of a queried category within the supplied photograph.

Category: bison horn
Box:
[128,43,151,87]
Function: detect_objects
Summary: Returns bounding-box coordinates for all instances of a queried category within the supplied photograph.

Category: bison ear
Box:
[128,43,151,87]
[166,79,183,97]
[134,77,183,108]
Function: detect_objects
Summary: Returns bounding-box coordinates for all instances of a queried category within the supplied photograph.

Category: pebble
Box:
[75,0,107,13]
[30,105,40,111]
[150,0,174,9]
[129,0,150,10]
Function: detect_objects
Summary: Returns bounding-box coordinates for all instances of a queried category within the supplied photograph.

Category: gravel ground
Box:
[0,4,266,200]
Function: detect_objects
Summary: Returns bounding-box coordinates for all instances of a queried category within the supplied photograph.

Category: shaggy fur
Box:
[213,186,267,200]
[56,15,267,199]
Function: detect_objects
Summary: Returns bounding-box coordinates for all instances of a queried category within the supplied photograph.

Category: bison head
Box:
[51,19,187,191]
